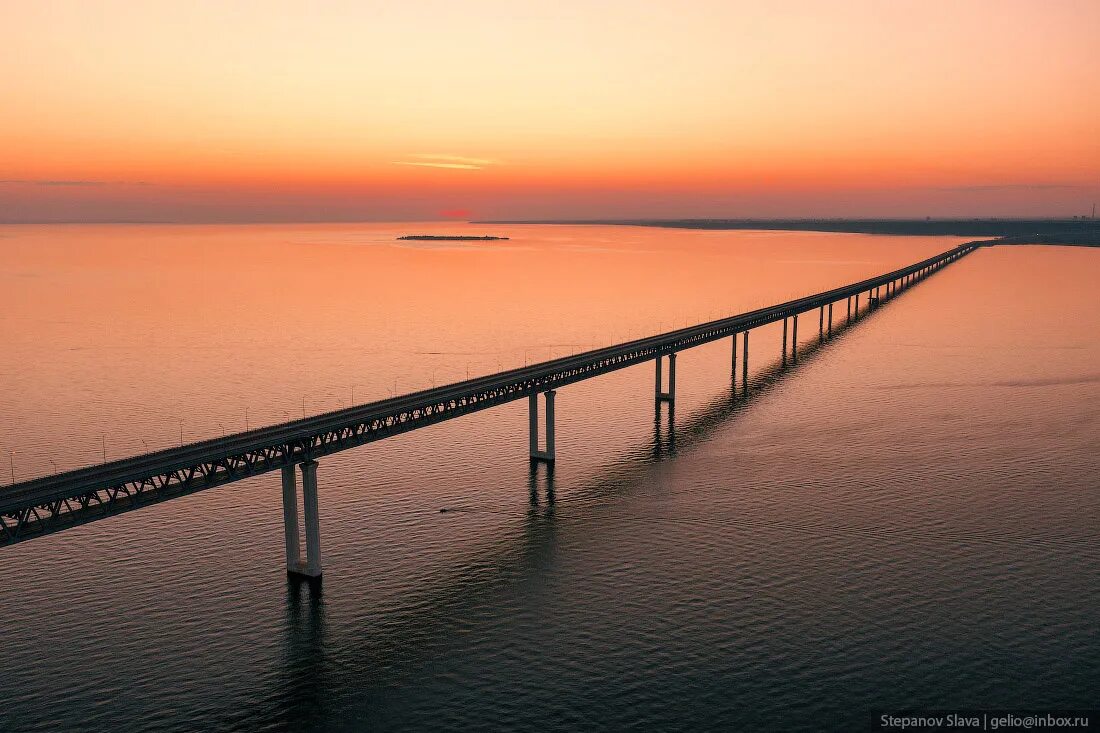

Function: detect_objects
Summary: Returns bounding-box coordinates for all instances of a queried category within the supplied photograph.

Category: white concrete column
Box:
[731,333,738,381]
[281,464,300,573]
[544,390,556,460]
[529,393,539,457]
[654,354,663,401]
[741,331,749,389]
[656,353,676,403]
[299,460,322,578]
[781,317,788,365]
[667,353,677,402]
[530,391,556,462]
[791,314,798,362]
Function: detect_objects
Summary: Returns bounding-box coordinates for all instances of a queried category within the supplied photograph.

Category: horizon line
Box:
[1,215,1096,226]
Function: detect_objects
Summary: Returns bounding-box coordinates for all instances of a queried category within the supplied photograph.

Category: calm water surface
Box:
[0,224,1097,731]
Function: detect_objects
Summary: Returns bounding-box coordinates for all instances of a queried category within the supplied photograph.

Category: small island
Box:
[397,234,509,241]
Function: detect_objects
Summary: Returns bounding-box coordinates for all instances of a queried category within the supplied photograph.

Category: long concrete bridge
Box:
[0,241,982,576]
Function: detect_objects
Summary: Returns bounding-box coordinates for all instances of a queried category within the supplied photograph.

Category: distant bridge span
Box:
[0,241,983,574]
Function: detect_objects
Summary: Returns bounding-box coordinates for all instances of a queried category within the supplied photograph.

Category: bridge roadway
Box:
[0,240,982,565]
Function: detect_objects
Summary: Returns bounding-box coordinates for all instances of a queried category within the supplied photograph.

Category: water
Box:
[1,224,1097,731]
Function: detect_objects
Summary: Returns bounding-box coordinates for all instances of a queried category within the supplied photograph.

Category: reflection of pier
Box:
[0,242,981,577]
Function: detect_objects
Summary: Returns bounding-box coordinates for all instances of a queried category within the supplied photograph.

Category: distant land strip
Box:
[397,234,509,241]
[477,218,1100,244]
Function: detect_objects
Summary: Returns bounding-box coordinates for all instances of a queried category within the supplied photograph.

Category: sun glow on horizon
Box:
[1,0,1097,221]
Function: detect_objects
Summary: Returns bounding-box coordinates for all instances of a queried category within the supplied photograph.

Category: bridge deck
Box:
[0,241,981,544]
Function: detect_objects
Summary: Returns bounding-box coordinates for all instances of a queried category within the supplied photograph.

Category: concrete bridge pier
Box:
[829,302,834,336]
[529,390,556,463]
[655,353,677,404]
[818,306,824,338]
[781,318,788,367]
[855,292,860,316]
[282,460,322,578]
[731,333,738,388]
[791,314,798,363]
[741,331,749,395]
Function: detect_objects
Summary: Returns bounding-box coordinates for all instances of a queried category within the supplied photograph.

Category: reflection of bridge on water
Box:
[0,241,982,576]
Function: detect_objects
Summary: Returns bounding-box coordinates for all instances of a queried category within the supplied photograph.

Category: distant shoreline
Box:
[476,218,1100,244]
[397,234,509,241]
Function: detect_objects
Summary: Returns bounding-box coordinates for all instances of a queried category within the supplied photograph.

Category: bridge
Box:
[0,241,982,576]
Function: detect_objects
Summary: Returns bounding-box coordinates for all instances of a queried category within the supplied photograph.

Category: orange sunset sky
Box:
[2,0,1098,222]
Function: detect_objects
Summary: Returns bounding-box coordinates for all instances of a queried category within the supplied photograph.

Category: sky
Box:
[1,0,1098,222]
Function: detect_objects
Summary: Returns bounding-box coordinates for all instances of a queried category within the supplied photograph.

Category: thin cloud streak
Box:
[408,154,502,166]
[392,162,485,170]
[391,153,504,170]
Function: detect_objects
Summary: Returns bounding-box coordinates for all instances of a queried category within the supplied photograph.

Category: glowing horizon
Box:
[2,0,1098,222]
